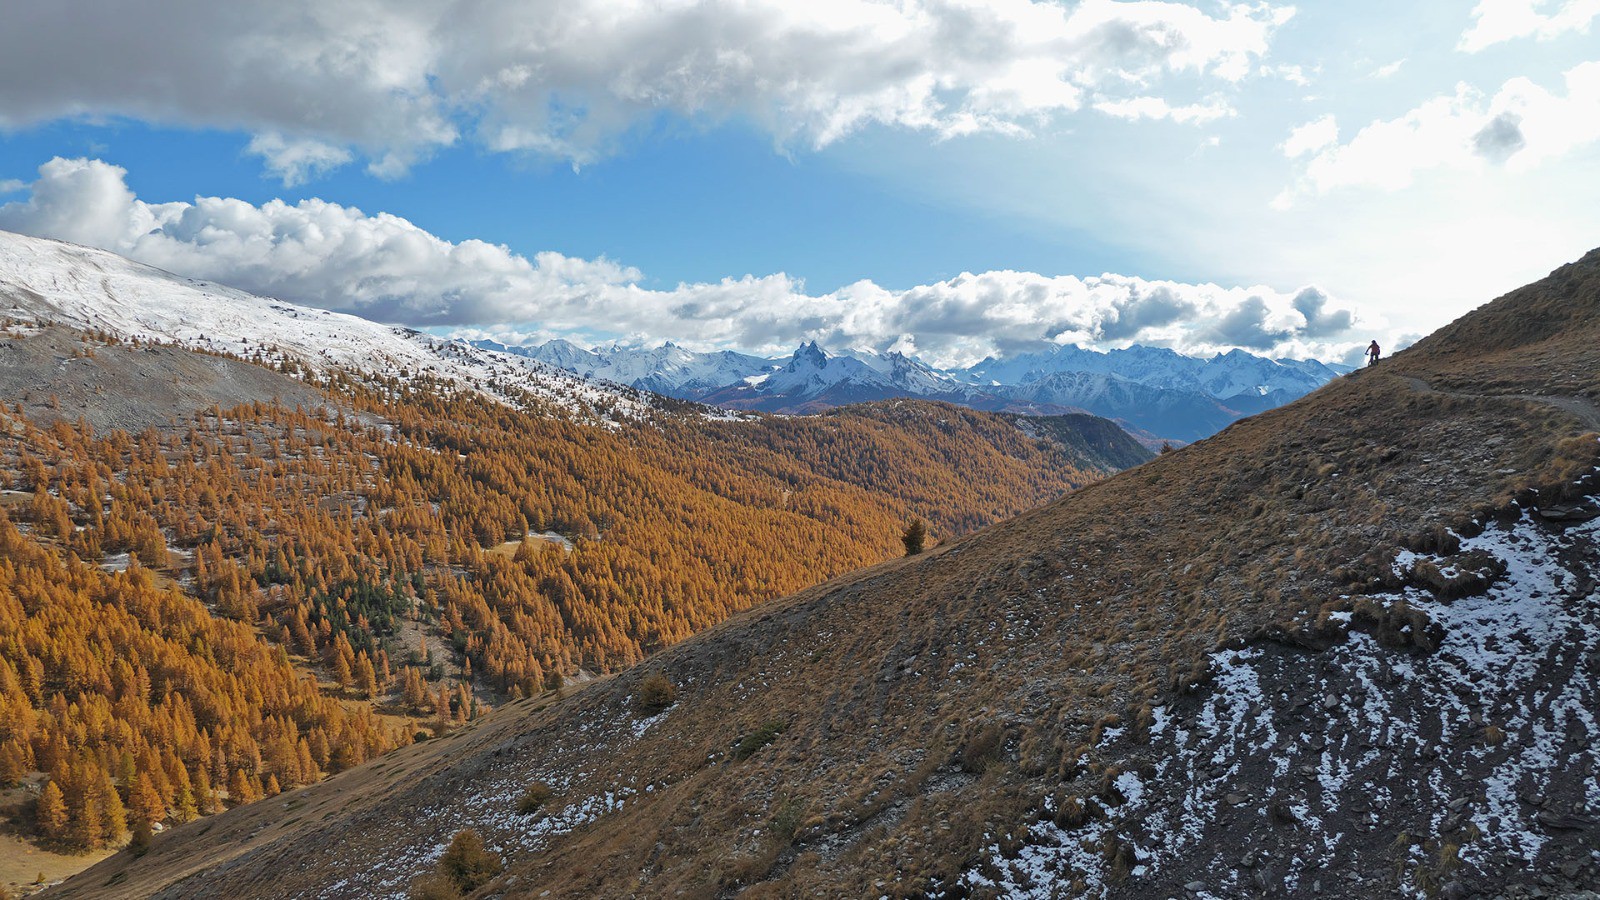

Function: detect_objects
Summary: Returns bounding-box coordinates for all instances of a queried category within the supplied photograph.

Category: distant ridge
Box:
[482,337,1348,442]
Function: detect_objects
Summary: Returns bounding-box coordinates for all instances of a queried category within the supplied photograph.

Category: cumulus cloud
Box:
[1097,285,1196,339]
[1459,0,1600,52]
[1278,61,1600,201]
[1291,287,1354,334]
[0,0,1293,181]
[1282,114,1338,158]
[0,157,638,324]
[0,156,1363,366]
[246,134,356,187]
[1205,295,1291,348]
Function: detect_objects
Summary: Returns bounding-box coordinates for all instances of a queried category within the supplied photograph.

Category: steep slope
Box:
[49,252,1600,900]
[0,324,324,434]
[990,411,1154,474]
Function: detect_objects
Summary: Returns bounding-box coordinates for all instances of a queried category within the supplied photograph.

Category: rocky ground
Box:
[0,324,323,433]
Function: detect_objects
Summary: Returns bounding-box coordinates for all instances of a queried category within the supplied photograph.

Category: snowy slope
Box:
[693,342,1009,412]
[480,338,774,397]
[0,231,650,418]
[502,337,1340,409]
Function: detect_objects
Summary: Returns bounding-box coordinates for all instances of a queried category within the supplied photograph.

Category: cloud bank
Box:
[1277,61,1600,202]
[0,0,1293,180]
[0,157,1362,367]
[1459,0,1600,52]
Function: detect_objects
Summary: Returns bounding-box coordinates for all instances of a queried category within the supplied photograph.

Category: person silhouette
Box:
[1366,340,1381,367]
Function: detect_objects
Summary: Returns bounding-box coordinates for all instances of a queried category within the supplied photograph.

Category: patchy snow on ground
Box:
[292,691,682,899]
[961,491,1600,898]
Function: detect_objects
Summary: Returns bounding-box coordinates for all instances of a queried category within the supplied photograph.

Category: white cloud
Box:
[1460,0,1600,52]
[1282,114,1338,158]
[0,0,1294,181]
[0,157,638,325]
[246,133,355,187]
[1372,59,1407,79]
[1260,63,1311,86]
[1093,95,1235,124]
[1280,62,1600,199]
[0,156,1364,366]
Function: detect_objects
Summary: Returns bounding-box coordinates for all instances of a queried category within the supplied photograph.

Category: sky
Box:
[1,0,1597,369]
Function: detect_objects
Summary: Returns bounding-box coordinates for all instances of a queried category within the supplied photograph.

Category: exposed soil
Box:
[0,324,324,434]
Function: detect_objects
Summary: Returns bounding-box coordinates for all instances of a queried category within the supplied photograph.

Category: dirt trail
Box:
[1402,374,1600,430]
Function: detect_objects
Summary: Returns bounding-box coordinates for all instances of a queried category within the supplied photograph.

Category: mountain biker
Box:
[1366,340,1381,367]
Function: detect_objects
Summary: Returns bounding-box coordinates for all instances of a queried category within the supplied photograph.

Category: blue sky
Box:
[2,0,1598,367]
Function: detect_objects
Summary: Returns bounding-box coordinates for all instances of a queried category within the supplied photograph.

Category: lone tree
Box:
[35,780,67,840]
[902,518,927,556]
[437,828,502,894]
[634,672,677,715]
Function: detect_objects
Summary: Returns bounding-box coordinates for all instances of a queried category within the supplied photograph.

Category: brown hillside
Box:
[49,250,1600,899]
[1402,247,1600,400]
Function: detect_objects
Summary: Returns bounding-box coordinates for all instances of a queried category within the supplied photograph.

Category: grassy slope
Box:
[48,251,1600,899]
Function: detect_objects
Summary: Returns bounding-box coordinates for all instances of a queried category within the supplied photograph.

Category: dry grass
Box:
[0,827,114,898]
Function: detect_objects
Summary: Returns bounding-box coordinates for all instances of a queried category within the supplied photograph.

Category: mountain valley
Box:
[34,249,1600,898]
[0,230,1150,896]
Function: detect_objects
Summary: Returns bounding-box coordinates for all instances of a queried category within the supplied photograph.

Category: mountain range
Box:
[477,337,1350,443]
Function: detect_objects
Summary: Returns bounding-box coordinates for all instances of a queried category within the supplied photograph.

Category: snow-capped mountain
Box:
[0,230,651,419]
[961,343,1344,402]
[696,342,1004,412]
[1001,371,1245,442]
[478,338,775,397]
[496,335,1345,441]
